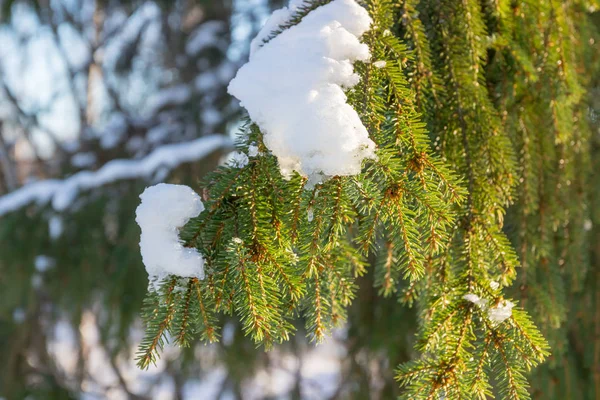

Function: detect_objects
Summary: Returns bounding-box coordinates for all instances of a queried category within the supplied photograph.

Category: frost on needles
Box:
[228,0,375,184]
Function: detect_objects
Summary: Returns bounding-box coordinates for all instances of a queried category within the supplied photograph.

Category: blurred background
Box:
[0,0,413,398]
[1,1,599,399]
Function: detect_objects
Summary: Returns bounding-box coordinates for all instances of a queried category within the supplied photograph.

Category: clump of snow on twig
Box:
[463,293,488,308]
[13,308,26,323]
[228,0,375,184]
[146,84,191,116]
[0,135,231,216]
[48,215,64,239]
[35,255,55,272]
[186,21,227,56]
[135,184,206,288]
[463,293,514,324]
[229,151,249,168]
[248,144,259,157]
[488,300,514,323]
[71,152,97,168]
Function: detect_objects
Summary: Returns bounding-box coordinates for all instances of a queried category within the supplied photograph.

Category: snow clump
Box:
[35,255,55,272]
[135,184,206,288]
[488,300,515,324]
[248,144,259,157]
[228,0,375,185]
[229,151,249,168]
[463,293,488,308]
[463,293,514,324]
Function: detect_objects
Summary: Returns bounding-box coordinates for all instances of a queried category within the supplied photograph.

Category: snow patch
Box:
[146,85,192,115]
[71,152,97,168]
[488,300,514,324]
[135,183,206,286]
[147,124,180,143]
[99,112,128,149]
[31,274,43,289]
[463,293,488,308]
[13,308,26,323]
[49,215,64,239]
[228,0,375,184]
[372,60,386,68]
[202,108,221,126]
[186,21,226,56]
[229,151,249,168]
[35,255,55,272]
[0,135,231,216]
[248,144,259,157]
[464,293,514,324]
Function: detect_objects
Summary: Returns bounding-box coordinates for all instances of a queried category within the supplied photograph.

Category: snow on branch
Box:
[186,20,228,57]
[146,85,192,116]
[136,183,206,286]
[228,0,375,184]
[0,135,232,216]
[463,293,515,324]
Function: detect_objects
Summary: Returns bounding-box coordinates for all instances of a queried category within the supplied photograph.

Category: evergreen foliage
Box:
[136,0,599,398]
[137,0,467,364]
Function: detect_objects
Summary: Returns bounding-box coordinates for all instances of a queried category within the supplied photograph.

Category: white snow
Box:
[146,85,192,115]
[102,2,160,71]
[147,124,180,143]
[488,300,514,324]
[0,135,231,216]
[135,183,206,286]
[228,0,375,183]
[490,281,500,290]
[195,63,237,92]
[186,21,226,56]
[0,180,61,215]
[71,152,97,168]
[463,293,488,308]
[13,308,26,323]
[49,215,64,239]
[31,274,43,289]
[98,112,128,149]
[202,108,221,126]
[35,255,55,272]
[372,60,386,68]
[248,144,259,157]
[229,151,249,168]
[464,293,514,324]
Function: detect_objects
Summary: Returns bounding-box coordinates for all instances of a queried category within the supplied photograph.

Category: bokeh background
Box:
[0,1,412,398]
